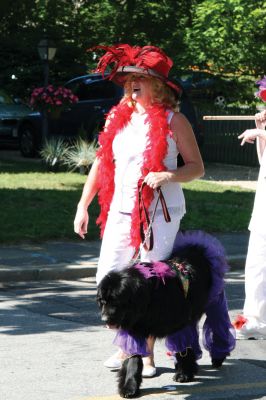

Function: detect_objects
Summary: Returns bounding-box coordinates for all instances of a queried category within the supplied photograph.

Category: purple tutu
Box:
[113,330,150,356]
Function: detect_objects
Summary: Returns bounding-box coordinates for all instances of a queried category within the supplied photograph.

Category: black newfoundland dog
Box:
[97,231,235,398]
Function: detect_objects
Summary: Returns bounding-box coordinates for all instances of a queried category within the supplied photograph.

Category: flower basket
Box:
[50,107,63,119]
[30,85,78,115]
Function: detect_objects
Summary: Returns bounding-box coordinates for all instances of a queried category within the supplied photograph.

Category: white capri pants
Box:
[243,230,266,333]
[96,209,182,285]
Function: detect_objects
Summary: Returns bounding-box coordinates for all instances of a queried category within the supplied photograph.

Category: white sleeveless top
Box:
[110,110,186,218]
[249,149,266,236]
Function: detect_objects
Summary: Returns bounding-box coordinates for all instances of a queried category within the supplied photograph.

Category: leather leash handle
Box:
[156,187,171,223]
[138,181,171,252]
[138,182,154,251]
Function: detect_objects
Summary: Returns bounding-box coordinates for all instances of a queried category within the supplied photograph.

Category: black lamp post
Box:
[37,38,57,144]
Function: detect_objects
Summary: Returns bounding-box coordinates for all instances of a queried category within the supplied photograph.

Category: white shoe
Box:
[236,325,266,340]
[142,356,157,378]
[104,351,124,369]
[142,365,157,377]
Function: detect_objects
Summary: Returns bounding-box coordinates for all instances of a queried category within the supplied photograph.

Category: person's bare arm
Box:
[77,157,100,209]
[144,113,204,189]
[74,157,100,238]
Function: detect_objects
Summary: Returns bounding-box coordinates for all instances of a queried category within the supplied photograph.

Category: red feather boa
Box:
[96,101,170,250]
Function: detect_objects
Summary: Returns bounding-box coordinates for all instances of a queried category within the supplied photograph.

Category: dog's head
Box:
[97,268,150,331]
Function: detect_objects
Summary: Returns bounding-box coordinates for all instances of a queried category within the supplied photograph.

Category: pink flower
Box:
[30,85,78,112]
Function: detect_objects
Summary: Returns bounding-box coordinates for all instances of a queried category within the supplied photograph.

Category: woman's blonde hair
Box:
[123,74,180,112]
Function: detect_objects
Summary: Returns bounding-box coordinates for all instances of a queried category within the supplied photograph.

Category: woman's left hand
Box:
[144,171,171,189]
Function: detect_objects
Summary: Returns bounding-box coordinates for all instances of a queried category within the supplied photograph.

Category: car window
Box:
[0,90,15,105]
[66,80,117,101]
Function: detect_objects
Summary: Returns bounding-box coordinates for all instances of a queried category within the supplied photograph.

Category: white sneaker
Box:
[142,356,157,378]
[236,326,266,340]
[142,365,157,377]
[104,351,125,369]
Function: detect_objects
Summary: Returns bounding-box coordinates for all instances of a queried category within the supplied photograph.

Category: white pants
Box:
[243,230,266,333]
[96,210,181,285]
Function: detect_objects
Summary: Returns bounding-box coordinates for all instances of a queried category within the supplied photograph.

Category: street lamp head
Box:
[38,38,57,61]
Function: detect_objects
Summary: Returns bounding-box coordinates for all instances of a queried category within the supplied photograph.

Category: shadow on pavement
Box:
[0,279,102,335]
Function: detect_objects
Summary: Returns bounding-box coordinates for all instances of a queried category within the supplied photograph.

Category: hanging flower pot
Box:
[49,107,63,119]
[30,85,78,115]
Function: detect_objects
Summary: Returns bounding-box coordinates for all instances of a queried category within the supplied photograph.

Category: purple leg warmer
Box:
[165,324,202,360]
[113,329,150,356]
[203,290,236,358]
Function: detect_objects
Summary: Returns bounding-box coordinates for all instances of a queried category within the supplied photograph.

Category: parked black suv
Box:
[17,74,203,157]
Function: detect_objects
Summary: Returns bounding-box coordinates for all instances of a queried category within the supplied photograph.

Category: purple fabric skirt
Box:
[113,330,150,356]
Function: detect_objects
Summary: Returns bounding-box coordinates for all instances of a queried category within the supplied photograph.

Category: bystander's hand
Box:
[238,110,266,146]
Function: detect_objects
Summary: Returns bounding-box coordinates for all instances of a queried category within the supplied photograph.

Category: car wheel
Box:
[19,124,37,157]
[214,95,226,107]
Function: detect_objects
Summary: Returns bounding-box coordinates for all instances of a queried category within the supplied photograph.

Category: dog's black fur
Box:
[97,233,228,398]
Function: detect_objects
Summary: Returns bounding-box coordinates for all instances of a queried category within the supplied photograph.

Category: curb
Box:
[0,262,97,283]
[0,256,245,283]
[227,255,246,270]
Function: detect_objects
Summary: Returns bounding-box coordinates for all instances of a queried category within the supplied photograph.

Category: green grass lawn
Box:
[0,155,255,244]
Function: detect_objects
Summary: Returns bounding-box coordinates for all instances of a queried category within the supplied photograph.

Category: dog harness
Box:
[134,258,191,297]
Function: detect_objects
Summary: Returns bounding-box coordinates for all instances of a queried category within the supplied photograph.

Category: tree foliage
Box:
[185,0,266,74]
[0,0,264,98]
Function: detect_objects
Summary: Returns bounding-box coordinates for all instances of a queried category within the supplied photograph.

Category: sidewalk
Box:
[0,232,249,282]
[0,160,255,283]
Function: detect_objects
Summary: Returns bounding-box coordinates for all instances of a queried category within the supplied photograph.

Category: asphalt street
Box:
[1,271,266,400]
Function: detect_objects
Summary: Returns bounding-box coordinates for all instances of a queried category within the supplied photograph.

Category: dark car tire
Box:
[19,124,38,157]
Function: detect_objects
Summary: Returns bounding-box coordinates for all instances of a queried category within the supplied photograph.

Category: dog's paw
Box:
[118,356,142,398]
[119,381,140,398]
[211,357,226,368]
[173,371,194,383]
[173,348,198,383]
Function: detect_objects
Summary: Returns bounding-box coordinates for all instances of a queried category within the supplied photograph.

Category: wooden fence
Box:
[196,105,259,166]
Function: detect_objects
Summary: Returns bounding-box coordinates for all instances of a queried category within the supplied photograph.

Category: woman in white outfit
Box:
[74,44,204,375]
[233,102,266,339]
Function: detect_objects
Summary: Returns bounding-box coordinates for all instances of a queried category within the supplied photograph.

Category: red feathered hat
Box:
[92,44,181,96]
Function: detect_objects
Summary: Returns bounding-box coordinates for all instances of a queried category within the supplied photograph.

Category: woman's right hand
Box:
[74,206,89,239]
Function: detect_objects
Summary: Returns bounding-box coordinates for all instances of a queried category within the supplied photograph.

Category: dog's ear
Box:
[97,272,123,303]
